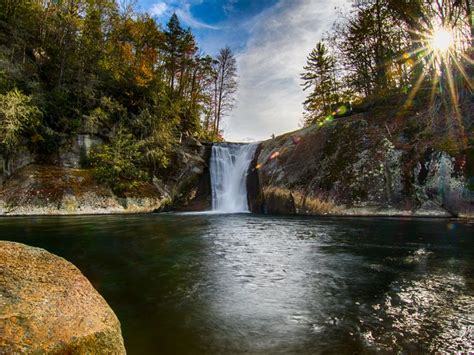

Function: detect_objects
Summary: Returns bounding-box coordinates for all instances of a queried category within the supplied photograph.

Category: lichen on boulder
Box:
[0,241,126,354]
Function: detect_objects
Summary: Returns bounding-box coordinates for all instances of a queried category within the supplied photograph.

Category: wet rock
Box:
[169,143,212,212]
[0,241,126,354]
[247,143,264,213]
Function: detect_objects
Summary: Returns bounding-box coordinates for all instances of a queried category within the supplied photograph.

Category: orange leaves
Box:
[116,41,159,87]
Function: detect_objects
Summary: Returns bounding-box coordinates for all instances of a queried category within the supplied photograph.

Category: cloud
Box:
[175,3,221,30]
[149,2,168,17]
[148,1,220,30]
[223,0,238,15]
[224,0,347,142]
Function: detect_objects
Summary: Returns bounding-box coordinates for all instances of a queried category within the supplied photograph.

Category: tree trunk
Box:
[215,64,226,134]
[374,0,387,89]
[466,0,474,50]
[213,76,218,132]
[58,43,67,86]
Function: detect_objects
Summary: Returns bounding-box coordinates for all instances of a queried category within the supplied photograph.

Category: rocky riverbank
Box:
[0,137,210,216]
[0,112,472,218]
[248,113,473,219]
[0,164,165,215]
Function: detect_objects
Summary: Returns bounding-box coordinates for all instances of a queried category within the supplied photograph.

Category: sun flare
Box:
[430,27,454,53]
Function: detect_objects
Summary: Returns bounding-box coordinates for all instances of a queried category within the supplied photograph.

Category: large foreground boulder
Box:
[0,241,126,354]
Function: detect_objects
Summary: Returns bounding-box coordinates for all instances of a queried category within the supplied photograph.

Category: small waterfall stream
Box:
[210,143,257,213]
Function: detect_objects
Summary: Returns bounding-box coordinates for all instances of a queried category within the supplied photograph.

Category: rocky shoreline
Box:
[0,137,211,216]
[0,165,165,216]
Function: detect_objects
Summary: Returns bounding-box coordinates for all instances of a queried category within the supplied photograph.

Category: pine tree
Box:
[162,13,186,92]
[301,42,338,125]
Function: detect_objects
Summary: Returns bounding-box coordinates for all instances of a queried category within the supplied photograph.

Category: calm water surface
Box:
[1,214,473,354]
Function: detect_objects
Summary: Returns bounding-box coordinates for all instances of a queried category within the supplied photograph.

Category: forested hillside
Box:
[0,0,237,192]
[301,0,473,155]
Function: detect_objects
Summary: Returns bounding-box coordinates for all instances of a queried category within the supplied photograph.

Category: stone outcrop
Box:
[0,241,126,354]
[0,134,103,186]
[0,165,164,215]
[247,144,264,213]
[1,112,471,218]
[249,115,473,218]
[0,148,35,187]
[56,134,103,168]
[166,138,212,211]
[0,135,211,215]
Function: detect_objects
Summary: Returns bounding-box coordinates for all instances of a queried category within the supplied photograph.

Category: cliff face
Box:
[164,139,212,212]
[0,165,165,215]
[0,136,211,215]
[250,115,473,218]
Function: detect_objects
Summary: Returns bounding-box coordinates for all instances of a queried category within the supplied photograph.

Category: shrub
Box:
[0,89,42,154]
[89,128,148,194]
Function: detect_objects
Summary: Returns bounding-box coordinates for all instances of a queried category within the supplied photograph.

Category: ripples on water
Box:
[1,214,473,353]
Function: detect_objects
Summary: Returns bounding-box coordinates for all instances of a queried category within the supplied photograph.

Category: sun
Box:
[430,27,454,53]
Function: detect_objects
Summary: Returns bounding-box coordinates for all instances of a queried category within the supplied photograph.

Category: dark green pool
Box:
[1,214,473,353]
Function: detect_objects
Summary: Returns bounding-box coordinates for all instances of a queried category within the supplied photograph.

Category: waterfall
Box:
[210,143,257,213]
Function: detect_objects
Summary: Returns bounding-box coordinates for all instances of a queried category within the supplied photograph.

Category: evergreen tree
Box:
[301,42,339,124]
[162,13,186,92]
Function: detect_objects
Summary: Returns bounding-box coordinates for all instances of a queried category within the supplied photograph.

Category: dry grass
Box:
[293,190,340,215]
[263,186,291,200]
[263,186,340,215]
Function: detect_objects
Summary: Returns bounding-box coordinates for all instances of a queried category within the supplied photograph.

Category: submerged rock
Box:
[0,241,126,354]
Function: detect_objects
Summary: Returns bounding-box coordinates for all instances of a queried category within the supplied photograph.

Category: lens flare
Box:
[269,151,280,160]
[291,136,301,145]
[430,27,453,53]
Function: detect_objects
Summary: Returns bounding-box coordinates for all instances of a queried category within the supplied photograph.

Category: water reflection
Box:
[204,216,328,352]
[0,215,472,353]
[361,249,474,353]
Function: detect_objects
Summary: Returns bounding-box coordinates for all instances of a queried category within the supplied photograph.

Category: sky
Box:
[136,0,347,142]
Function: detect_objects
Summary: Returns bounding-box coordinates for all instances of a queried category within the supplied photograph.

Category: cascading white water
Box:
[210,143,257,213]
